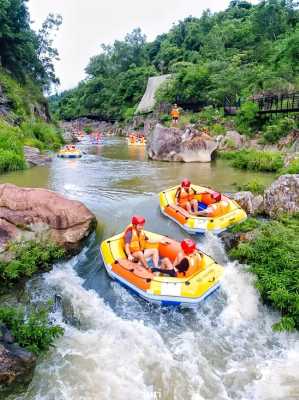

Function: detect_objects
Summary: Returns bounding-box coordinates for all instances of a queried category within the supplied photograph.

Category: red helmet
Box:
[132,215,146,225]
[181,179,191,188]
[212,192,221,202]
[181,239,196,255]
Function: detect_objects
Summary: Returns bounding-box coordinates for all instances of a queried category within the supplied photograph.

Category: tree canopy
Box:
[0,0,61,89]
[50,0,299,121]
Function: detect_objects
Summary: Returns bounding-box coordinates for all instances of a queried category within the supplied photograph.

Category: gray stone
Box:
[230,191,264,215]
[263,174,299,217]
[147,124,218,162]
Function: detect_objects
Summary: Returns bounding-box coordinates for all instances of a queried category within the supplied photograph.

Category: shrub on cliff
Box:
[230,215,299,331]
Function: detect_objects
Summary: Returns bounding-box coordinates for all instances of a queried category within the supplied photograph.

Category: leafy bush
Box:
[0,241,65,288]
[229,215,299,331]
[263,117,295,143]
[160,114,172,123]
[221,149,283,172]
[211,123,225,135]
[235,102,260,136]
[233,179,266,194]
[0,306,63,355]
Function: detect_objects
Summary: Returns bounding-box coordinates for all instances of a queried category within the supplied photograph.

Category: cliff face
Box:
[0,70,50,123]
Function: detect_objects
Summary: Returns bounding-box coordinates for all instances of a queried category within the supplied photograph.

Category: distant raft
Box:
[57,146,82,159]
[100,230,224,307]
[160,185,247,235]
[127,135,146,146]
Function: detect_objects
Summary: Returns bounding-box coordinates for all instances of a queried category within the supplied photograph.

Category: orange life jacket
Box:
[171,108,180,118]
[176,252,203,278]
[176,187,195,207]
[124,225,147,253]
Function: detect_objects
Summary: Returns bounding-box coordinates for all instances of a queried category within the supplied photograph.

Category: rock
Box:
[263,174,299,218]
[220,130,245,150]
[0,340,36,390]
[230,191,264,215]
[0,184,97,254]
[147,124,218,162]
[23,146,52,167]
[220,229,259,251]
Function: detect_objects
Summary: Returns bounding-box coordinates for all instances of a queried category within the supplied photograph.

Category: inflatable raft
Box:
[160,185,247,235]
[127,137,146,146]
[57,146,82,159]
[100,231,224,307]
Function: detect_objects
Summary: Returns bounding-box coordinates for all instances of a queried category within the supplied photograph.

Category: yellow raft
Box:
[160,185,247,235]
[100,230,224,307]
[57,146,82,159]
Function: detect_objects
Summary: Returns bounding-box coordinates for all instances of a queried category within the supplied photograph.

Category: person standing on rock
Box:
[170,104,180,126]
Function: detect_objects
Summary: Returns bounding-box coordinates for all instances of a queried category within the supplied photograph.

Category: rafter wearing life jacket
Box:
[175,179,196,209]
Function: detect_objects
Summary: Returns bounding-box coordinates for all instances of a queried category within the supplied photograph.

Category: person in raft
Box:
[175,179,200,215]
[170,104,180,125]
[124,215,168,270]
[154,239,202,277]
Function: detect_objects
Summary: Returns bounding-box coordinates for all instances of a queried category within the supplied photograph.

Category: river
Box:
[3,138,299,400]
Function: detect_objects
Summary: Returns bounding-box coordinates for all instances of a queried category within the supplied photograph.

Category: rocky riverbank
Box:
[0,184,97,396]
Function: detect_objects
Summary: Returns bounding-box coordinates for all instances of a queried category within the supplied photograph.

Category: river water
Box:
[3,138,299,400]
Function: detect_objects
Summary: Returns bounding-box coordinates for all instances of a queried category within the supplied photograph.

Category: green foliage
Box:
[233,179,266,194]
[0,0,61,87]
[228,217,262,233]
[83,126,92,134]
[21,120,63,150]
[263,116,296,143]
[281,158,299,174]
[0,241,65,287]
[235,101,260,135]
[229,215,299,330]
[221,149,283,172]
[0,306,63,355]
[50,1,299,121]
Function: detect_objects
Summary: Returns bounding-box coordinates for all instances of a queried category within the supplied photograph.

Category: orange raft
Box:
[100,230,224,307]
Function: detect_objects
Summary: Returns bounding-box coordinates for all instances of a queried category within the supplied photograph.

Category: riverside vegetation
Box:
[0,241,65,355]
[0,0,65,360]
[0,1,63,174]
[228,215,299,332]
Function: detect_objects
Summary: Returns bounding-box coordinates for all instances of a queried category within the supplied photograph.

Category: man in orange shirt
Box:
[170,104,180,125]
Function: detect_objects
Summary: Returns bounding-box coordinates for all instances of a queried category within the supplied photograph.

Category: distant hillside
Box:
[50,0,299,121]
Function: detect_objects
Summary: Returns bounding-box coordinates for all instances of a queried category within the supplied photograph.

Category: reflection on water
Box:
[4,138,297,400]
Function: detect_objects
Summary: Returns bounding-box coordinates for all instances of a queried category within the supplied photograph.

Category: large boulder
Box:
[263,174,299,217]
[147,124,218,162]
[0,184,96,254]
[219,130,245,150]
[230,191,264,216]
[23,146,52,167]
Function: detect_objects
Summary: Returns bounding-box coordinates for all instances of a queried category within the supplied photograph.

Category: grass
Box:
[229,214,299,331]
[280,158,299,175]
[228,217,262,234]
[233,179,266,194]
[220,149,284,172]
[0,306,63,355]
[0,241,65,291]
